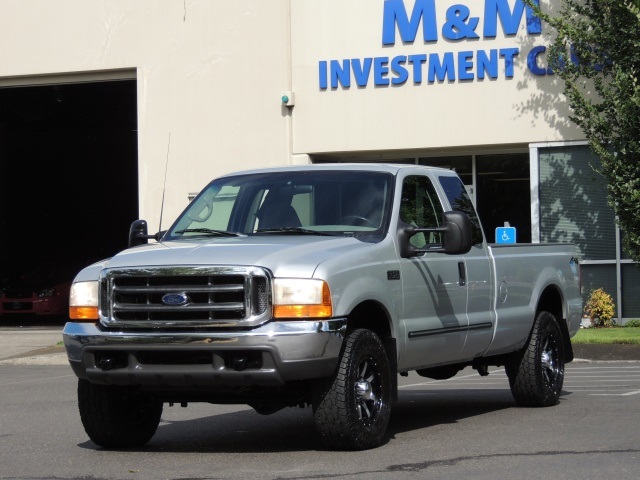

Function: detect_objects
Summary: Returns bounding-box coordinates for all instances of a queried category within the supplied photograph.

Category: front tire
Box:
[507,311,565,407]
[313,329,392,450]
[78,379,163,448]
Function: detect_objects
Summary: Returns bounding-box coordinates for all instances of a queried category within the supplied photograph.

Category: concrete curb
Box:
[1,352,638,367]
[0,328,638,366]
[0,344,68,366]
[0,352,68,366]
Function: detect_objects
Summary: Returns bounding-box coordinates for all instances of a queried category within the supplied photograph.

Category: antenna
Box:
[158,133,171,233]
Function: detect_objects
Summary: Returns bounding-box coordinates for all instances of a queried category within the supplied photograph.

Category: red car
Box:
[0,261,75,318]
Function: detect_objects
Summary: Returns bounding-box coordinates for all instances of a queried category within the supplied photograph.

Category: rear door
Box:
[436,173,494,360]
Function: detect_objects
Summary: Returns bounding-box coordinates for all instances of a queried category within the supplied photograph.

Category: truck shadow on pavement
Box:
[77,388,523,453]
[389,388,517,437]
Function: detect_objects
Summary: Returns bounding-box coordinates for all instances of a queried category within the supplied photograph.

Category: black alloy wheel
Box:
[507,311,565,407]
[313,328,392,450]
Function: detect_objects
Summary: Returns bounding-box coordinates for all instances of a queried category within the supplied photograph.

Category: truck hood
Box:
[99,235,380,278]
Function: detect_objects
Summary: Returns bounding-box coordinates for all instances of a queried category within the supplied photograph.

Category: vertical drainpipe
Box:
[283,1,309,165]
[285,0,294,163]
[615,224,622,323]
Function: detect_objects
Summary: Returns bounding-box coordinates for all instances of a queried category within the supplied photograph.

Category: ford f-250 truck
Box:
[63,164,582,450]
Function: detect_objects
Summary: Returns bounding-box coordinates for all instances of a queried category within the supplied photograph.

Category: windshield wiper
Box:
[256,227,334,236]
[174,228,241,237]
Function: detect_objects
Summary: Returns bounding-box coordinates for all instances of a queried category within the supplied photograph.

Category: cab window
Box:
[438,175,484,245]
[400,176,444,248]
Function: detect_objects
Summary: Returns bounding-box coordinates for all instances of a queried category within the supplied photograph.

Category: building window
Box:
[538,144,640,321]
[422,153,531,243]
[475,153,530,243]
[539,146,616,259]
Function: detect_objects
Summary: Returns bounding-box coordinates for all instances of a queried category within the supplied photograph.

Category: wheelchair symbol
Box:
[496,227,516,244]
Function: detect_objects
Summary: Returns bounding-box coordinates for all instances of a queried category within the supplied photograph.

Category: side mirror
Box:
[128,220,163,247]
[399,211,473,258]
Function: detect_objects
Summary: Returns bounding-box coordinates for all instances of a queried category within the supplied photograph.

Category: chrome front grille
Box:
[99,266,271,329]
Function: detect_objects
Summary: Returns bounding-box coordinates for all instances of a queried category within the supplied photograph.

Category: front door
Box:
[397,174,468,369]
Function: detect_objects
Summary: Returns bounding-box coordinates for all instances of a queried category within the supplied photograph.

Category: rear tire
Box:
[78,379,163,448]
[507,311,565,407]
[313,329,392,450]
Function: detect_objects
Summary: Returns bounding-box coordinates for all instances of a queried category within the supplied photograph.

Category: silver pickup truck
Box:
[63,164,582,450]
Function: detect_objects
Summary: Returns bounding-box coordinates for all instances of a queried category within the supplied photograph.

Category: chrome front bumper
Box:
[63,318,347,387]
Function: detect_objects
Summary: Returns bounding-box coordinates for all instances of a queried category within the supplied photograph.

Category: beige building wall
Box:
[0,0,292,225]
[290,0,583,155]
[0,0,585,224]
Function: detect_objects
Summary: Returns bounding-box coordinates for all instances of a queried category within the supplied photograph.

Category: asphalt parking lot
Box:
[1,324,639,479]
[1,360,639,479]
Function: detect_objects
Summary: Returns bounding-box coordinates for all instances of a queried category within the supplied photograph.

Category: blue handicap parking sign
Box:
[495,227,516,244]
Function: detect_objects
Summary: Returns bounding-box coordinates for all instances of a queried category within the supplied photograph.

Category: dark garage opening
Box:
[0,80,138,322]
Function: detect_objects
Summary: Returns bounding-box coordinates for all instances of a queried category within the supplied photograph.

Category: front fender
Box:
[335,275,399,327]
[313,236,402,341]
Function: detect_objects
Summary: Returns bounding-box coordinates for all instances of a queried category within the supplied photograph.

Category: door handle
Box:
[458,261,466,286]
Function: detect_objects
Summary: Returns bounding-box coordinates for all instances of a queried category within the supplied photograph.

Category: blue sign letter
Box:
[408,54,427,83]
[500,48,519,78]
[391,56,409,85]
[458,51,475,80]
[484,0,541,38]
[382,0,438,45]
[477,49,498,79]
[428,52,455,82]
[352,58,373,87]
[331,60,351,89]
[319,61,328,89]
[527,46,553,76]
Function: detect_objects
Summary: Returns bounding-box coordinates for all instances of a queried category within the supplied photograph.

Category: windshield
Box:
[166,171,394,239]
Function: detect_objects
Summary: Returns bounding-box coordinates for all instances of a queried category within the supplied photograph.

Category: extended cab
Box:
[63,164,582,450]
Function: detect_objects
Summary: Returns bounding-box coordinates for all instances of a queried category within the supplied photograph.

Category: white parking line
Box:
[567,365,640,372]
[399,365,640,396]
[589,390,640,397]
[566,378,640,382]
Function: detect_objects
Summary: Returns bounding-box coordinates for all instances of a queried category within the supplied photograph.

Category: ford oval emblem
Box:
[162,293,189,306]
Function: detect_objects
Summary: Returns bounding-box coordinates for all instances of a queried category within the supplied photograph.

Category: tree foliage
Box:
[525,0,640,263]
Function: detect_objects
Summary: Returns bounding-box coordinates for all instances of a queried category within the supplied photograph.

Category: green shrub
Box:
[584,288,616,327]
[624,319,640,328]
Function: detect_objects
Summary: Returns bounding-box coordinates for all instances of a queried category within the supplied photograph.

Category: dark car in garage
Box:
[0,261,76,319]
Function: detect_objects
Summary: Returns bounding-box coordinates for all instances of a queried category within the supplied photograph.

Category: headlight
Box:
[273,279,332,319]
[37,288,57,297]
[69,281,99,321]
